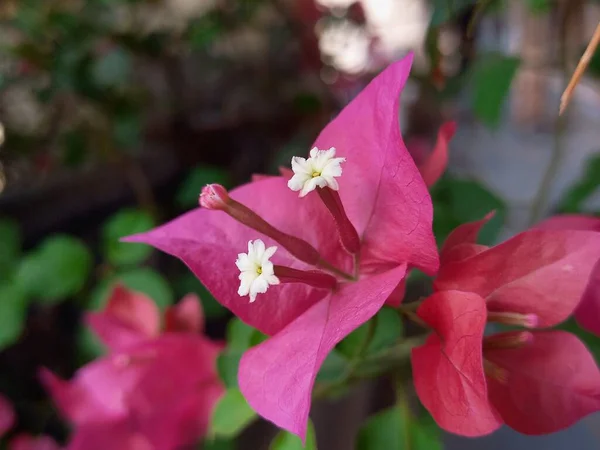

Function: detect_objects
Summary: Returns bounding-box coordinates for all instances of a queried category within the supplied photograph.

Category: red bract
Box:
[414,121,456,187]
[0,393,15,438]
[124,54,439,439]
[42,286,223,450]
[412,218,600,436]
[535,214,600,336]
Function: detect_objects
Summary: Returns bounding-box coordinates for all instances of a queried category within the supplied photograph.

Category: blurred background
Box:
[0,0,599,448]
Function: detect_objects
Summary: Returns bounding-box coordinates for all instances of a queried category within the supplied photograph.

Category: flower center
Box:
[256,267,262,275]
[312,171,321,178]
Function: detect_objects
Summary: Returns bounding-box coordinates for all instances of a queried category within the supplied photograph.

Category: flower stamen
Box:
[236,239,280,303]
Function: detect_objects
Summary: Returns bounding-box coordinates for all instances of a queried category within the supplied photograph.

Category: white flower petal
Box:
[236,239,279,302]
[288,146,344,196]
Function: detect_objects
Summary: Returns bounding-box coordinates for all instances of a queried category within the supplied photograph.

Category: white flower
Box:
[235,239,280,302]
[287,147,346,197]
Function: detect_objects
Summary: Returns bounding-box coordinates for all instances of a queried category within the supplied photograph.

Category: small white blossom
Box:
[287,147,345,197]
[235,239,280,302]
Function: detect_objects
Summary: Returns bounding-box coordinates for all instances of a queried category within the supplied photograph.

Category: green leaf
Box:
[316,349,348,383]
[203,438,235,450]
[0,284,28,350]
[189,16,223,51]
[102,209,155,267]
[227,318,255,349]
[270,420,317,450]
[112,110,141,150]
[217,349,242,388]
[357,407,441,450]
[172,273,228,319]
[91,47,132,88]
[557,154,600,213]
[89,268,173,311]
[470,53,520,127]
[217,318,259,388]
[432,176,506,246]
[526,0,552,13]
[0,218,21,282]
[210,388,256,439]
[16,235,92,303]
[430,0,476,26]
[176,166,232,209]
[337,308,403,358]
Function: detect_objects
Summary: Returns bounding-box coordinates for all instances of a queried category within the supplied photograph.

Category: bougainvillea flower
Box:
[412,219,600,436]
[535,214,600,336]
[42,286,222,449]
[9,434,62,450]
[124,53,439,439]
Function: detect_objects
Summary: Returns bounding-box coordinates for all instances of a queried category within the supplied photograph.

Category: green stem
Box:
[528,3,571,226]
[396,378,412,450]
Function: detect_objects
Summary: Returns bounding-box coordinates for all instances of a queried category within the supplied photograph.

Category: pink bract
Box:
[124,53,439,439]
[412,219,600,436]
[535,214,600,335]
[43,286,223,449]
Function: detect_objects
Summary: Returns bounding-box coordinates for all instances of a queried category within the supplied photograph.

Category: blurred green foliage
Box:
[270,421,317,450]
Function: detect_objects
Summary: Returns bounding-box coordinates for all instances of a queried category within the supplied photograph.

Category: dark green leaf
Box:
[270,420,317,450]
[430,0,476,26]
[557,154,600,213]
[203,438,235,450]
[432,176,506,245]
[89,268,173,310]
[337,308,403,358]
[16,235,92,303]
[470,53,520,127]
[357,407,441,450]
[0,218,21,282]
[176,166,232,209]
[102,208,155,267]
[0,284,28,350]
[210,388,256,439]
[526,0,553,13]
[316,349,348,383]
[91,47,132,88]
[172,273,228,318]
[112,111,141,150]
[189,16,223,51]
[217,349,242,388]
[227,318,255,350]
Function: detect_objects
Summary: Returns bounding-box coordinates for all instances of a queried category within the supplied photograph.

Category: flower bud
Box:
[199,184,230,210]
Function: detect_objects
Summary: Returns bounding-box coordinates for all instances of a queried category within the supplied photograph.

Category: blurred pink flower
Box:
[412,216,600,436]
[42,286,223,450]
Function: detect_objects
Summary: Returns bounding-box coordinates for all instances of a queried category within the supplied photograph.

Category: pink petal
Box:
[164,294,204,333]
[86,285,160,352]
[576,259,600,335]
[9,435,61,450]
[485,331,600,434]
[0,393,15,438]
[124,176,343,336]
[535,214,600,232]
[440,212,494,265]
[533,215,600,335]
[67,422,154,450]
[411,290,502,436]
[312,54,438,275]
[417,121,456,187]
[239,265,406,439]
[40,354,151,424]
[435,230,600,327]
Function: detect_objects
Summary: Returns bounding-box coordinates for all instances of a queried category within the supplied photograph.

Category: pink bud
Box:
[199,184,230,210]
